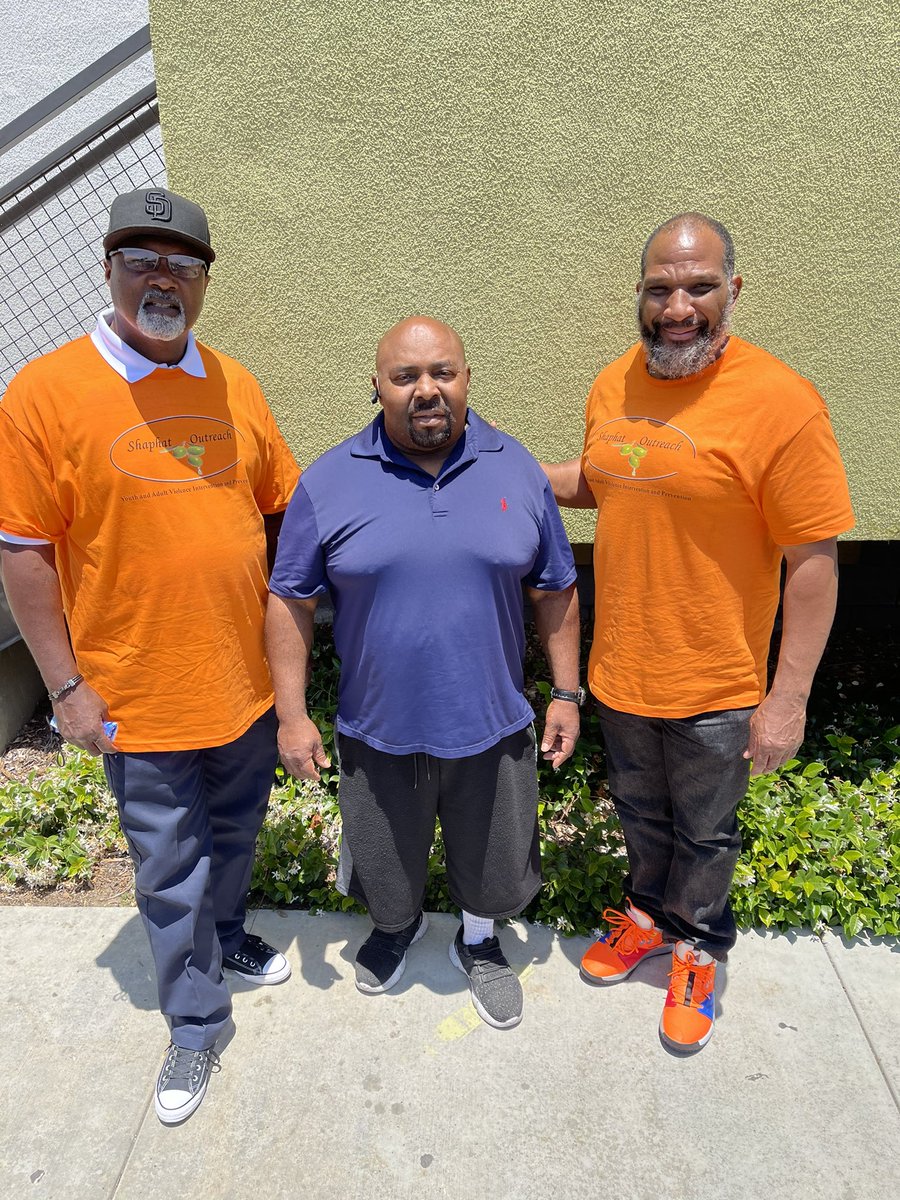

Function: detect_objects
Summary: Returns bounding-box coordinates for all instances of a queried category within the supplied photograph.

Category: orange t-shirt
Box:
[0,335,300,750]
[581,336,855,717]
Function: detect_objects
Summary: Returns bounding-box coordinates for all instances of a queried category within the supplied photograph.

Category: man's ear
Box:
[370,375,380,404]
[103,258,112,284]
[730,275,743,303]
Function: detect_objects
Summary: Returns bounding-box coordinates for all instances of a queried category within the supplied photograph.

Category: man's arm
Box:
[0,543,116,754]
[540,458,597,509]
[527,582,581,769]
[265,592,331,781]
[744,537,839,775]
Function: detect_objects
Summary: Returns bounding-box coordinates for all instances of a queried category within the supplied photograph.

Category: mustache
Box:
[409,399,452,417]
[141,288,185,314]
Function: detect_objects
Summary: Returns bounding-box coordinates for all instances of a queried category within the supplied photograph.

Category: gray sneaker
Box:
[449,926,523,1029]
[155,1043,221,1125]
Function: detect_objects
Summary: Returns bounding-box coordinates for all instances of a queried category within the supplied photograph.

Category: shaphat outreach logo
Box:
[587,417,696,482]
[109,415,243,482]
[145,190,172,222]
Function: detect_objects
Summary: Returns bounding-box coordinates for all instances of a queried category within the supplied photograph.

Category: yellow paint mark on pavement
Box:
[428,963,535,1049]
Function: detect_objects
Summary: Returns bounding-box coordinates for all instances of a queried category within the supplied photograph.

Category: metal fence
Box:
[0,29,163,388]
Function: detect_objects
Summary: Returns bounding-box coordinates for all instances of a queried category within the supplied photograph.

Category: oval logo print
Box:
[586,416,696,482]
[109,415,244,482]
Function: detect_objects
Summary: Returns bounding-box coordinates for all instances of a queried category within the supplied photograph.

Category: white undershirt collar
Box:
[90,311,206,383]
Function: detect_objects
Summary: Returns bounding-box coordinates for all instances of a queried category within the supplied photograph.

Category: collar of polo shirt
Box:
[91,310,206,383]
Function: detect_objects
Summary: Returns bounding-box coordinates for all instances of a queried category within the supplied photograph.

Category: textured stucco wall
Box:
[150,0,897,539]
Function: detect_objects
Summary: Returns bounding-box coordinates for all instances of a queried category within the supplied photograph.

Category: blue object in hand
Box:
[49,715,118,741]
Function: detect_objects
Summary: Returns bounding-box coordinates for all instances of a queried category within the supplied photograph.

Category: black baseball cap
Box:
[103,188,216,263]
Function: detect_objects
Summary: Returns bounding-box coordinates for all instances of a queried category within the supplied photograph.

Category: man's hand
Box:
[53,683,118,755]
[277,714,332,782]
[540,698,580,770]
[743,693,806,776]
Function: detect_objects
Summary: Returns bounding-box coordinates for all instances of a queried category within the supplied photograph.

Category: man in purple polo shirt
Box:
[266,316,581,1029]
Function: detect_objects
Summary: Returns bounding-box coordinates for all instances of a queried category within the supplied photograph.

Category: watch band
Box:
[549,686,586,706]
[48,673,84,701]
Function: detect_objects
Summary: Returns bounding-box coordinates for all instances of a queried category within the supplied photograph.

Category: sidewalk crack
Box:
[109,1085,155,1197]
[822,934,900,1116]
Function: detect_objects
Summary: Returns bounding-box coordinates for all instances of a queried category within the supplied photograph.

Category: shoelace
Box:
[241,934,274,957]
[161,1046,221,1086]
[601,907,655,953]
[667,951,715,1008]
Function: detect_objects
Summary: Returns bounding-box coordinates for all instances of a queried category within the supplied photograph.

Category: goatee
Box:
[136,289,186,342]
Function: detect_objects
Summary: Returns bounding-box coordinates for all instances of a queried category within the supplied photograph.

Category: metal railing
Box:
[0,26,165,388]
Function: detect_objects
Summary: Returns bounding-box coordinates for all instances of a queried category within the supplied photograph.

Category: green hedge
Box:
[2,625,898,938]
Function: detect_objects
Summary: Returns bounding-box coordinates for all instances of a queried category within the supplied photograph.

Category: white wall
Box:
[1,0,156,189]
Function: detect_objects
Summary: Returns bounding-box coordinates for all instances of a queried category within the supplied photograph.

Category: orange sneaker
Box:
[659,942,717,1054]
[580,906,670,985]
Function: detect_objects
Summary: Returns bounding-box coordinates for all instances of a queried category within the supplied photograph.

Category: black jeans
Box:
[597,701,753,962]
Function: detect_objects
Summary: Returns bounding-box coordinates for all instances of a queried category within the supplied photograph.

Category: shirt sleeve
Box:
[0,393,67,542]
[268,479,329,598]
[249,384,302,514]
[524,477,578,591]
[759,410,855,545]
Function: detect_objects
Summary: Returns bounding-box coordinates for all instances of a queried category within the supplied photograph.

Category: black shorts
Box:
[335,726,541,931]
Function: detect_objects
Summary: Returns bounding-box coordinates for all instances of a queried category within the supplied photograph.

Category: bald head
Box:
[641,213,735,280]
[372,315,471,464]
[375,316,467,375]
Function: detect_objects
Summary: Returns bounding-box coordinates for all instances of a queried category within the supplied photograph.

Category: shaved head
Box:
[372,315,471,464]
[375,316,467,374]
[641,213,736,280]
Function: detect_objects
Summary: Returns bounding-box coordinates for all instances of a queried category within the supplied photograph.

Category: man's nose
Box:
[664,288,695,323]
[147,257,179,287]
[414,372,440,398]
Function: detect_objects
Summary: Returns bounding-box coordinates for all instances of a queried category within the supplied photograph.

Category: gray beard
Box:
[136,290,186,342]
[640,294,735,379]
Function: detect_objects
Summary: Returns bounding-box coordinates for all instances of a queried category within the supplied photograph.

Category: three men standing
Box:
[266,316,581,1029]
[0,189,299,1121]
[545,213,853,1053]
[2,194,854,1077]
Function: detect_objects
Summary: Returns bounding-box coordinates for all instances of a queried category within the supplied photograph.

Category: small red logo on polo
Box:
[500,497,508,511]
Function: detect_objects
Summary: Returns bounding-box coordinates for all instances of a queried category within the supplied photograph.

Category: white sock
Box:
[675,940,714,966]
[462,911,494,945]
[626,903,656,931]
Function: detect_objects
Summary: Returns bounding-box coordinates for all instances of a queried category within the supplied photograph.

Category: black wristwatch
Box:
[549,686,586,706]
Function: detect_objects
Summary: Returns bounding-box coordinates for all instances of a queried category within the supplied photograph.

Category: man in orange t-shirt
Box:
[0,189,301,1122]
[544,213,853,1055]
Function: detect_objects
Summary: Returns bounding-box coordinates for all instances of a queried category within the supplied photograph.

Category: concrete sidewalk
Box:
[1,908,897,1200]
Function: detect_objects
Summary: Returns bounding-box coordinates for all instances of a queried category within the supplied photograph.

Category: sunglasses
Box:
[108,248,209,279]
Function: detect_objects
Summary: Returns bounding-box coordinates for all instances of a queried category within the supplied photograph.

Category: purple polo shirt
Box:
[269,409,576,757]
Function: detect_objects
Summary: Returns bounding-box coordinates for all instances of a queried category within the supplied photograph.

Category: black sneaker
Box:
[223,933,291,985]
[155,1043,221,1125]
[355,912,429,993]
[449,926,523,1029]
